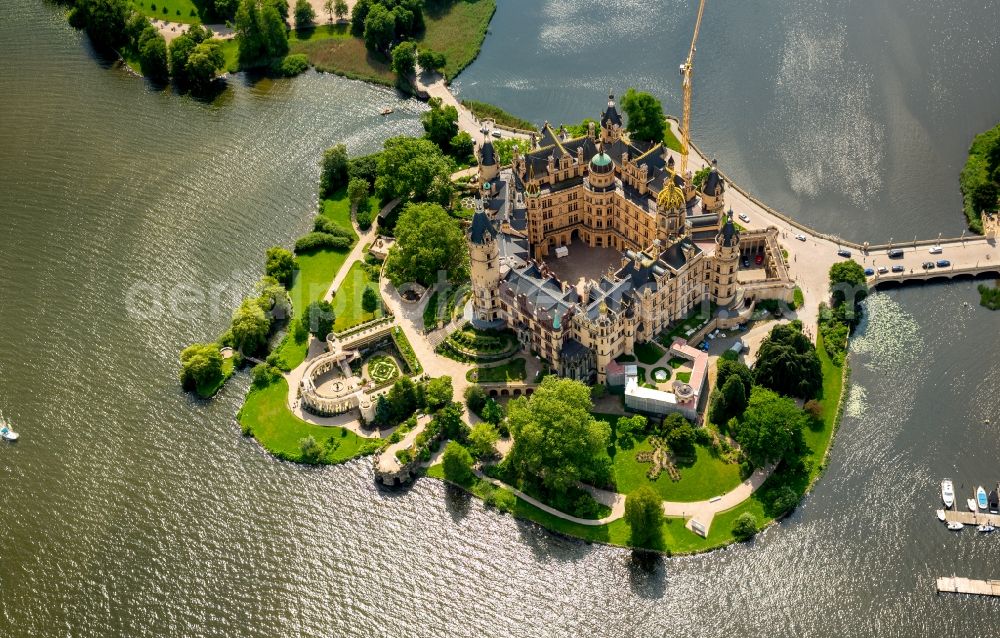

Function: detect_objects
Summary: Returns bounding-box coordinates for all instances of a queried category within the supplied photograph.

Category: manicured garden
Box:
[634,341,665,365]
[133,0,201,25]
[440,324,519,361]
[366,355,399,385]
[612,437,742,502]
[332,261,383,332]
[238,377,379,464]
[466,358,526,383]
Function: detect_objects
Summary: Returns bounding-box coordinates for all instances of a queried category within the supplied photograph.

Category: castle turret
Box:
[468,209,502,322]
[712,211,741,306]
[478,137,499,191]
[656,173,686,242]
[700,158,725,218]
[600,93,622,144]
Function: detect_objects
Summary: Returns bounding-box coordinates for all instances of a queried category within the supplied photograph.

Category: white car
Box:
[738,213,750,223]
[877,266,888,274]
[929,245,942,254]
[795,233,807,241]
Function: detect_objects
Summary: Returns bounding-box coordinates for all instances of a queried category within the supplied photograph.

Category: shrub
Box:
[624,486,664,548]
[732,512,758,541]
[264,246,296,288]
[299,436,322,463]
[769,485,799,516]
[276,54,309,77]
[319,144,348,198]
[442,441,474,485]
[250,363,282,388]
[300,300,335,339]
[792,286,804,310]
[467,422,499,459]
[464,385,487,415]
[294,232,351,254]
[312,215,354,238]
[179,343,224,392]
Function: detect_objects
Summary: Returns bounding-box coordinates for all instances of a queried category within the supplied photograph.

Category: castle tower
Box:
[712,211,741,306]
[656,173,686,242]
[700,159,726,219]
[600,93,622,144]
[467,209,502,322]
[478,137,499,192]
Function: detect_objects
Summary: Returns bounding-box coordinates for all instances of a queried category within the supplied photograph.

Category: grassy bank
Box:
[133,0,201,25]
[332,261,384,332]
[289,25,397,86]
[238,376,379,463]
[460,99,535,131]
[419,0,496,79]
[196,356,235,399]
[270,191,356,370]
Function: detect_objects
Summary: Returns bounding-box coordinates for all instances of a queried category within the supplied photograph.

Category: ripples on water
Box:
[2,2,1000,637]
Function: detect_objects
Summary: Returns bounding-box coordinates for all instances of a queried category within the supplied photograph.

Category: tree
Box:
[294,0,316,28]
[449,131,474,161]
[464,385,487,415]
[424,376,453,409]
[323,0,334,23]
[334,0,348,21]
[624,486,664,548]
[828,260,868,325]
[732,512,758,541]
[70,0,129,49]
[391,40,417,76]
[735,386,808,467]
[363,3,395,54]
[716,359,753,397]
[213,0,241,20]
[442,441,474,485]
[375,136,454,205]
[319,143,349,198]
[769,485,799,516]
[265,246,296,288]
[361,286,379,318]
[754,323,822,400]
[347,177,369,209]
[299,435,322,463]
[710,373,749,425]
[183,40,226,91]
[256,277,292,322]
[387,376,419,423]
[385,202,468,286]
[137,27,169,83]
[467,422,499,460]
[231,297,272,354]
[421,97,459,151]
[417,48,445,73]
[621,88,666,143]
[300,299,334,338]
[235,0,289,69]
[169,33,197,82]
[179,343,224,391]
[481,398,504,425]
[350,0,371,36]
[615,414,647,446]
[506,376,612,493]
[373,394,393,427]
[665,419,697,458]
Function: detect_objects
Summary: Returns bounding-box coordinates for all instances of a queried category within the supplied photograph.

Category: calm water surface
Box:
[1,2,998,636]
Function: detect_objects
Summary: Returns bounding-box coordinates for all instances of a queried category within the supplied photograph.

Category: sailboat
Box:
[976,486,988,511]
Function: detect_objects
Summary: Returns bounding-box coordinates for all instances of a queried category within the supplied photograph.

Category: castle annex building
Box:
[467,94,793,387]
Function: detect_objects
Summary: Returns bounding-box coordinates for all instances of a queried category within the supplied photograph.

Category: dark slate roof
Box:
[602,94,622,128]
[469,209,497,244]
[721,219,738,247]
[480,140,496,166]
[703,167,723,196]
[560,338,591,359]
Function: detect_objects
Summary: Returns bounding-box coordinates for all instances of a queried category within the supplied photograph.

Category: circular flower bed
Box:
[368,356,399,384]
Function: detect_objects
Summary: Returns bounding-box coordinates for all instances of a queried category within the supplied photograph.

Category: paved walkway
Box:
[377,415,429,474]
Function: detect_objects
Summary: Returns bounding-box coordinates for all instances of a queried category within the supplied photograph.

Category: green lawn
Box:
[217,38,239,73]
[634,341,665,365]
[269,192,356,370]
[332,261,383,332]
[133,0,201,25]
[460,99,534,131]
[676,371,691,383]
[238,376,378,463]
[467,358,526,382]
[664,125,683,153]
[612,437,743,502]
[418,0,496,79]
[289,24,397,86]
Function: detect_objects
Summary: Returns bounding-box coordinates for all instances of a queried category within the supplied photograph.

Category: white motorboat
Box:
[936,509,946,521]
[0,412,17,442]
[977,524,995,534]
[941,479,955,508]
[947,521,964,531]
[967,498,978,512]
[977,486,988,511]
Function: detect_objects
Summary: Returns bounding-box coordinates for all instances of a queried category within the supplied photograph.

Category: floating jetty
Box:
[936,577,1000,597]
[941,510,1000,526]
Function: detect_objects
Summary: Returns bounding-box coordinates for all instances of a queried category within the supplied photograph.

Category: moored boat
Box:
[941,479,955,508]
[977,486,988,511]
[936,509,946,521]
[989,488,999,515]
[947,521,964,531]
[967,498,977,512]
[977,524,995,534]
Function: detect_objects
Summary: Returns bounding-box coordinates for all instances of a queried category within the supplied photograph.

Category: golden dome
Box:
[657,181,685,210]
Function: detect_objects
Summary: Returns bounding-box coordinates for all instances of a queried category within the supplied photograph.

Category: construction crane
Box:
[678,0,707,182]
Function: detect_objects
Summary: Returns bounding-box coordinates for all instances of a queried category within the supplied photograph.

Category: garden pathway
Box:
[376,415,429,475]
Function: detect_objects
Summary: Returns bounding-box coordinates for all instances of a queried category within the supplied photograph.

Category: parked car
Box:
[837,249,852,258]
[891,265,905,273]
[754,254,764,265]
[922,261,935,269]
[864,268,875,276]
[738,213,750,223]
[491,131,502,138]
[795,233,807,241]
[888,249,904,258]
[877,266,888,274]
[929,245,943,254]
[936,259,951,267]
[742,257,750,268]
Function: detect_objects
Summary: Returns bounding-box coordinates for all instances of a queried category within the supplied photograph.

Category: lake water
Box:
[1,2,998,636]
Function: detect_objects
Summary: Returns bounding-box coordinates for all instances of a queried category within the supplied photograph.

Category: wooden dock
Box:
[936,576,1000,597]
[942,510,1000,526]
